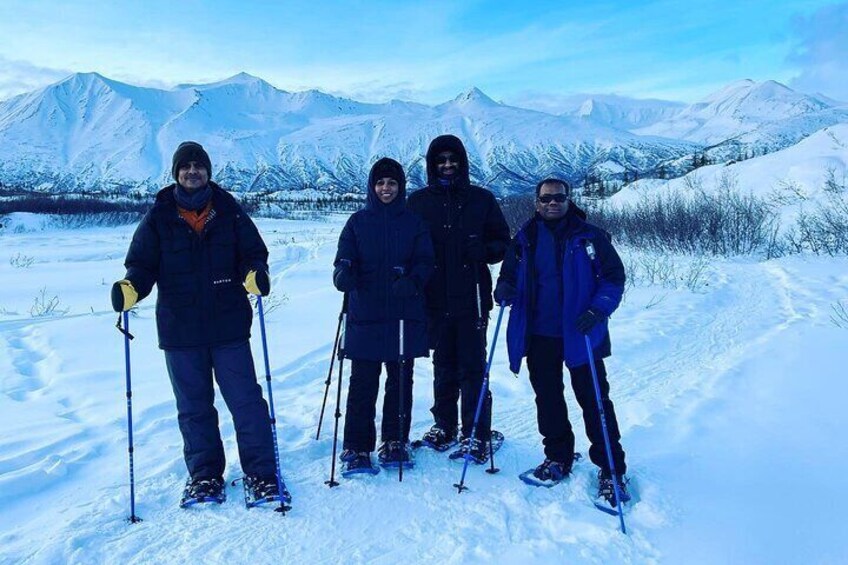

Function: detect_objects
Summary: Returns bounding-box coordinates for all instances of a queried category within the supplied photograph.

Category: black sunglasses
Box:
[436,154,458,165]
[538,193,567,204]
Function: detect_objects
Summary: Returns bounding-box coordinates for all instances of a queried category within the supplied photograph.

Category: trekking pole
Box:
[325,294,348,488]
[454,303,506,493]
[584,334,627,534]
[117,311,141,523]
[257,296,291,513]
[316,295,347,440]
[398,317,405,483]
[393,266,406,483]
[471,249,499,476]
[485,390,499,475]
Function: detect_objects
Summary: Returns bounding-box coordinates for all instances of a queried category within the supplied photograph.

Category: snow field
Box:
[1,216,847,564]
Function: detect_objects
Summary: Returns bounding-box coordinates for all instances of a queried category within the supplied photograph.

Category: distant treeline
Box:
[3,172,846,258]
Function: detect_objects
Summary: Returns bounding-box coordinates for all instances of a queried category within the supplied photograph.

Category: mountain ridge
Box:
[0,73,844,197]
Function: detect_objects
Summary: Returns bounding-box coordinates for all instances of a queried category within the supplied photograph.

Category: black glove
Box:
[392,276,418,298]
[464,237,487,263]
[493,280,516,306]
[254,269,271,296]
[333,261,357,292]
[575,309,605,334]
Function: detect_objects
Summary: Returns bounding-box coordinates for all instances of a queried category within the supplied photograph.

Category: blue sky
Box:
[1,0,846,106]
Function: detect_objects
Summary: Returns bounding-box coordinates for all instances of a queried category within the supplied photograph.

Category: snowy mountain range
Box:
[0,73,845,197]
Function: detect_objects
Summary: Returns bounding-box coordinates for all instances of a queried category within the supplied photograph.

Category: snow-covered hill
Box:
[613,122,848,222]
[0,73,697,196]
[636,79,847,149]
[559,94,686,130]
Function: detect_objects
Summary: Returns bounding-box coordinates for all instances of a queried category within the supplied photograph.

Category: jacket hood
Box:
[425,134,470,187]
[366,157,407,211]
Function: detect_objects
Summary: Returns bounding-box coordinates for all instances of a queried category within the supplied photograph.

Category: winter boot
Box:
[244,475,280,500]
[378,441,413,469]
[534,459,571,482]
[448,437,488,464]
[342,452,379,477]
[415,426,458,452]
[597,470,631,507]
[518,457,576,487]
[180,476,226,507]
[340,448,359,463]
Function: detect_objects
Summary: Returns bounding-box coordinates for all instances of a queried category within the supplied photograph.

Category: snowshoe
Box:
[448,431,504,464]
[594,470,631,515]
[341,452,380,478]
[519,453,582,487]
[179,477,226,508]
[377,441,414,470]
[242,474,292,509]
[411,426,458,452]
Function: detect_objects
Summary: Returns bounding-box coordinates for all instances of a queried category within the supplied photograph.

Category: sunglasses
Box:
[538,193,567,204]
[436,155,458,165]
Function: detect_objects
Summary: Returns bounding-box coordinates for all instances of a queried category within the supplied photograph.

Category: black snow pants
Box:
[164,340,276,481]
[343,359,414,452]
[527,335,626,475]
[430,315,491,441]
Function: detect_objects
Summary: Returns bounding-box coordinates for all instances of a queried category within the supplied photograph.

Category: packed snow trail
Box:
[1,217,847,563]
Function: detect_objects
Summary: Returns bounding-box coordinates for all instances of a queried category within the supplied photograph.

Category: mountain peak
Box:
[45,72,121,97]
[220,72,269,86]
[175,72,280,92]
[453,87,498,106]
[56,72,111,88]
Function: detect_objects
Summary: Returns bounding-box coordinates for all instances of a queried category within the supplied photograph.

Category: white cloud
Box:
[787,3,848,102]
[0,56,69,102]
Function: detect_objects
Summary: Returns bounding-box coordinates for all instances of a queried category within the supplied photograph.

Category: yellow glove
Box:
[244,270,270,296]
[111,279,138,312]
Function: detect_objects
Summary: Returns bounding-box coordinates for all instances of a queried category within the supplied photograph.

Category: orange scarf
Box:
[178,201,213,234]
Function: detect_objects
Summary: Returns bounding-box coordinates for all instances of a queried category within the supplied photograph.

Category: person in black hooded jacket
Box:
[111,141,280,503]
[407,134,510,462]
[333,157,434,473]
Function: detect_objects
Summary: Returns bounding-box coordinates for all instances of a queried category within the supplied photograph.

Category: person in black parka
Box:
[111,141,280,501]
[333,157,434,471]
[407,134,511,462]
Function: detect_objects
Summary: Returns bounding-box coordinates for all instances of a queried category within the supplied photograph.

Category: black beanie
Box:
[171,141,212,181]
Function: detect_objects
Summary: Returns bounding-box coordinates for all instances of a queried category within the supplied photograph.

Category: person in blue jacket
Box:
[494,178,630,505]
[333,157,434,473]
[111,141,280,503]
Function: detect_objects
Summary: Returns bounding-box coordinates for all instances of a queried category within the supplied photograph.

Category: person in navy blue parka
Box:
[333,157,434,471]
[494,178,630,506]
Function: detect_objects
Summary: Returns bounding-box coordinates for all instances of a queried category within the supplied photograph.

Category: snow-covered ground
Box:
[1,215,847,564]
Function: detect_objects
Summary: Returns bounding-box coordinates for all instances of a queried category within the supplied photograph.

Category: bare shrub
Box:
[831,300,848,329]
[789,191,848,256]
[29,288,69,317]
[9,253,35,268]
[250,293,289,315]
[823,166,847,196]
[620,248,714,294]
[589,186,778,257]
[683,257,712,292]
[769,179,808,205]
[644,293,668,309]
